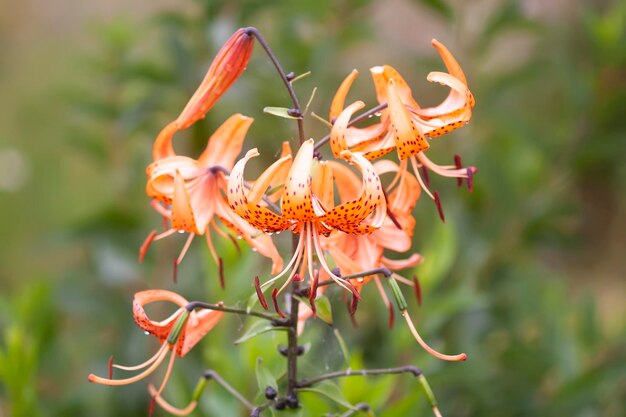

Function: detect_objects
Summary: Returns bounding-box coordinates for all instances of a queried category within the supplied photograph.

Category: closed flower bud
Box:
[176,28,254,129]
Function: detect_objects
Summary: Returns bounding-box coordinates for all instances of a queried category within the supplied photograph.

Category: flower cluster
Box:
[89,27,476,415]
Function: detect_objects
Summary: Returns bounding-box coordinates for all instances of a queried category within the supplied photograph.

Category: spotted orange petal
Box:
[227,149,291,233]
[387,80,430,160]
[214,198,284,274]
[132,290,189,344]
[281,139,316,221]
[370,65,420,110]
[330,101,365,160]
[318,151,386,235]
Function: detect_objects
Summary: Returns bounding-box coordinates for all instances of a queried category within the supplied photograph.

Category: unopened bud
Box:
[176,28,254,129]
[264,386,278,400]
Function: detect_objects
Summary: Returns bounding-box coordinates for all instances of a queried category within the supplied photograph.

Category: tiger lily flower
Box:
[88,290,224,412]
[329,39,476,215]
[227,139,386,298]
[142,114,284,278]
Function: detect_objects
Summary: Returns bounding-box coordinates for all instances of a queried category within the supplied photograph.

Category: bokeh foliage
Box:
[0,0,624,416]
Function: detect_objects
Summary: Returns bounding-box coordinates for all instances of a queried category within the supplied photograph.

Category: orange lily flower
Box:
[88,290,224,413]
[142,114,284,276]
[329,39,476,214]
[227,139,386,298]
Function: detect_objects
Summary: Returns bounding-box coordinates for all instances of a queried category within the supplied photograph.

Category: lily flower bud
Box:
[176,28,254,129]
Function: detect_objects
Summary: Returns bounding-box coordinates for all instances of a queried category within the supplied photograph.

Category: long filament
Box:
[147,385,198,416]
[401,310,466,362]
[112,345,167,372]
[417,152,468,178]
[88,343,169,386]
[410,155,435,200]
[311,223,358,296]
[261,230,305,290]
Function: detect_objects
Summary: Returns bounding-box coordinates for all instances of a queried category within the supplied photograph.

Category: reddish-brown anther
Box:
[388,303,395,329]
[218,258,225,289]
[108,355,114,380]
[420,165,431,189]
[412,275,423,306]
[433,191,445,223]
[271,288,285,318]
[454,154,463,187]
[139,230,158,263]
[176,28,254,129]
[466,167,475,192]
[254,275,268,310]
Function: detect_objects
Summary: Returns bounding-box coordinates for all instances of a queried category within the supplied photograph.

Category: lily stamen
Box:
[401,310,467,362]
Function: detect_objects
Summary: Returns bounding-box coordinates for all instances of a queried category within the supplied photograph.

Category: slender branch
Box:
[250,402,272,417]
[296,365,421,388]
[340,403,371,417]
[314,102,388,150]
[245,27,305,145]
[185,301,287,324]
[203,370,255,410]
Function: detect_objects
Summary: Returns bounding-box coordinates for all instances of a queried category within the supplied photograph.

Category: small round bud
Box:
[274,399,287,410]
[286,393,299,409]
[264,386,278,400]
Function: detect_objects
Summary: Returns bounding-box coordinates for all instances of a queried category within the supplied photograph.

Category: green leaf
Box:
[234,320,285,345]
[299,380,356,410]
[314,295,333,325]
[295,295,333,325]
[255,357,278,393]
[263,107,301,119]
[333,329,350,364]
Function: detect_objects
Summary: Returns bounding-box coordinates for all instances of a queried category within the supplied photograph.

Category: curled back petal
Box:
[152,121,181,161]
[370,65,420,109]
[330,69,359,121]
[227,149,291,233]
[387,80,430,160]
[319,151,386,235]
[146,156,201,203]
[412,71,473,126]
[197,114,254,170]
[330,101,365,160]
[133,290,189,343]
[214,198,284,274]
[431,39,467,85]
[247,153,292,205]
[281,139,316,221]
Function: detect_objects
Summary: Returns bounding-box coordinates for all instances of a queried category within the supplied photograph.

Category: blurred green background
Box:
[1,0,625,416]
